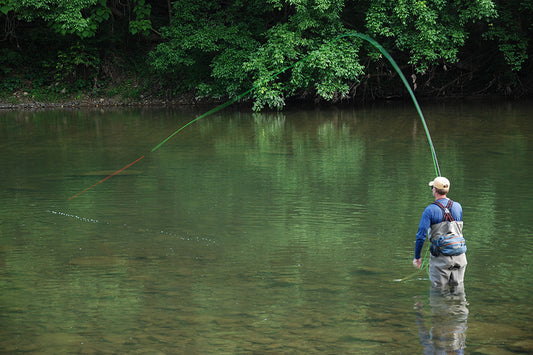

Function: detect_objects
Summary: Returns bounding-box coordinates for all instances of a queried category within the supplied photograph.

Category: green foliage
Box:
[243,24,306,110]
[10,0,101,37]
[129,0,152,35]
[483,0,532,71]
[149,1,265,97]
[0,0,531,106]
[55,42,100,91]
[244,0,363,110]
[0,0,13,15]
[149,0,529,109]
[150,0,365,110]
[243,26,364,110]
[5,0,151,38]
[0,77,22,94]
[365,0,497,73]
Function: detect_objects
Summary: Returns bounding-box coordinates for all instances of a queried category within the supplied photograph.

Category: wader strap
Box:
[433,200,454,222]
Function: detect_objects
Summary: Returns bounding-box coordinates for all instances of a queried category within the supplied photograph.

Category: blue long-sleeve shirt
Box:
[415,198,463,259]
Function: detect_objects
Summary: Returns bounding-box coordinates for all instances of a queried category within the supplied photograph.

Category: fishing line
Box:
[47,209,217,245]
[48,210,104,224]
[393,245,430,282]
[68,60,300,200]
[68,155,145,200]
[68,32,440,200]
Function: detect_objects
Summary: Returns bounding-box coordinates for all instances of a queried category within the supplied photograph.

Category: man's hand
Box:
[412,258,422,269]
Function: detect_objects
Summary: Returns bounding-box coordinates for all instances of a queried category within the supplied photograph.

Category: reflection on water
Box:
[1,102,533,353]
[415,286,469,354]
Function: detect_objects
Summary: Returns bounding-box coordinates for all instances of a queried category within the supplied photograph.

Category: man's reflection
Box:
[414,285,469,354]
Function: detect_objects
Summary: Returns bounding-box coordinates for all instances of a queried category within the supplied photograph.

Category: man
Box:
[413,177,467,288]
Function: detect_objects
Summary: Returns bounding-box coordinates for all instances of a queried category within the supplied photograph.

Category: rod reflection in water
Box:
[414,286,469,354]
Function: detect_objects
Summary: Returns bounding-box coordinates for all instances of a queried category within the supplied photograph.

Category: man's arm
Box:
[413,207,432,268]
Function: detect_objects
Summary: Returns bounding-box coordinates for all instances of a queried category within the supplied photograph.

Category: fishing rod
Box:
[342,33,441,178]
[68,32,441,200]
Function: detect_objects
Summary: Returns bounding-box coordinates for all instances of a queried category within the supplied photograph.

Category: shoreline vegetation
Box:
[1,1,531,112]
[0,91,196,111]
[0,90,524,112]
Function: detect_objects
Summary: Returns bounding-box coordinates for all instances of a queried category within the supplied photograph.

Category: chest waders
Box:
[427,200,468,287]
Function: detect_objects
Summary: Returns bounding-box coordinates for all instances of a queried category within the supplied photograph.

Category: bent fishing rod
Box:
[68,32,441,201]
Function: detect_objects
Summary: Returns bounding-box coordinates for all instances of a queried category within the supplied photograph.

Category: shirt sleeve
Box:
[453,201,463,221]
[414,207,432,259]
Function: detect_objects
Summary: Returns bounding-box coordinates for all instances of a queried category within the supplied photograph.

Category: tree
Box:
[0,0,153,38]
[0,0,531,106]
[365,0,497,73]
[0,0,156,96]
[2,0,105,38]
[149,1,268,98]
[150,0,521,110]
[243,0,365,110]
[484,0,532,72]
[150,0,366,110]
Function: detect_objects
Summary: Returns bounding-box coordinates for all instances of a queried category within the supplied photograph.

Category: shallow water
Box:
[1,101,532,353]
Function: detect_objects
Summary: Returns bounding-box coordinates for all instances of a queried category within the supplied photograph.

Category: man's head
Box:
[429,176,450,195]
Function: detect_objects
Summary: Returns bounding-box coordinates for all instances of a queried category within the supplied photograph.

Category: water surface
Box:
[1,101,532,353]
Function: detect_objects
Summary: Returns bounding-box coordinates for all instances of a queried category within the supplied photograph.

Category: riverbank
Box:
[0,90,524,112]
[0,91,204,111]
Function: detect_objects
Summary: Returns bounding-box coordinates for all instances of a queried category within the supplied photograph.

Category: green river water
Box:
[1,100,532,354]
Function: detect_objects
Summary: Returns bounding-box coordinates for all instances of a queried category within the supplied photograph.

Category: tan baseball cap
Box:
[429,176,450,192]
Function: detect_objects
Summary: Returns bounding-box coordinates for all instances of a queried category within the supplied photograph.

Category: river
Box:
[1,100,532,353]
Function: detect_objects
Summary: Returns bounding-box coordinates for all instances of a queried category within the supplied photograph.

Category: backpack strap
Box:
[433,200,455,222]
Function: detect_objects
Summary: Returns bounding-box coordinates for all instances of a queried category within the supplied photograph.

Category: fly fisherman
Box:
[413,177,467,288]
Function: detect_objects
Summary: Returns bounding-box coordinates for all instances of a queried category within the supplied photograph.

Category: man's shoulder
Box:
[450,199,463,209]
[423,203,441,214]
